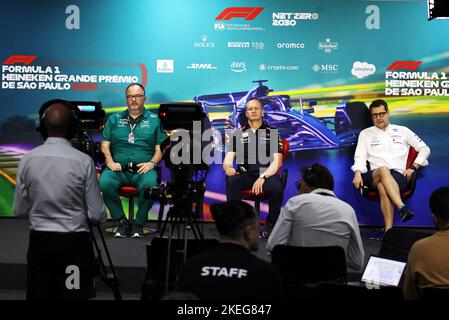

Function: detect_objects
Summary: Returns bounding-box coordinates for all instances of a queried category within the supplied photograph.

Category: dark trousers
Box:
[362,169,409,193]
[226,174,283,225]
[27,230,94,300]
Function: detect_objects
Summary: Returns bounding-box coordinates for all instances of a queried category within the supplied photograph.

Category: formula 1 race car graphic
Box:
[194,80,371,152]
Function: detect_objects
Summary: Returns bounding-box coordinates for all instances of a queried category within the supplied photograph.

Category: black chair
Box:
[378,228,431,262]
[317,282,403,300]
[421,287,449,299]
[271,245,347,299]
[140,238,219,300]
[345,101,372,131]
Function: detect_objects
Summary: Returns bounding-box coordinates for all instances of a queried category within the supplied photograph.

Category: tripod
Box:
[158,166,208,295]
[89,222,122,300]
[159,190,204,241]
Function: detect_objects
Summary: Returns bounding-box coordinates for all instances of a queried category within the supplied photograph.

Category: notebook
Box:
[360,255,407,287]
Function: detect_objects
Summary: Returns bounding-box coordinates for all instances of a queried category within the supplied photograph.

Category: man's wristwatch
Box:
[149,160,157,168]
[410,164,418,171]
[259,174,266,180]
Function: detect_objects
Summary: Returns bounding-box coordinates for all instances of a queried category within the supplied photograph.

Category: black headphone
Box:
[303,163,319,186]
[36,99,80,140]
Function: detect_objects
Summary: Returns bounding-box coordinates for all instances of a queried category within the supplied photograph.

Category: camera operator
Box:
[99,83,168,238]
[13,100,106,300]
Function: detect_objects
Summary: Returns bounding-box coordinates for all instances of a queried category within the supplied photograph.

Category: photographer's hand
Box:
[137,162,154,174]
[107,162,122,172]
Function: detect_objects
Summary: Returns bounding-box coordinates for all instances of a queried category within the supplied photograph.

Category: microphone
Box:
[359,185,368,195]
[238,165,247,173]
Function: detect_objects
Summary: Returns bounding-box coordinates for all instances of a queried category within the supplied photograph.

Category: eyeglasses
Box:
[126,94,145,100]
[371,111,387,119]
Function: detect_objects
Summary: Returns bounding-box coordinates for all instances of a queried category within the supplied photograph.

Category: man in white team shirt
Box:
[352,99,430,231]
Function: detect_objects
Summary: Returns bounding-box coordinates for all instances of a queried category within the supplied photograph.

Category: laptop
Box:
[360,255,407,287]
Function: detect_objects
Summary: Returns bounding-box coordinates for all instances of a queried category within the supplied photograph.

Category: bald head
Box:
[44,103,74,138]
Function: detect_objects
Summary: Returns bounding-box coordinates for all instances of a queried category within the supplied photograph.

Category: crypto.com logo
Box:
[387,61,422,71]
[216,7,264,20]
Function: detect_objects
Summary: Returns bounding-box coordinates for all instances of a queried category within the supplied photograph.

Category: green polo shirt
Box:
[102,109,168,164]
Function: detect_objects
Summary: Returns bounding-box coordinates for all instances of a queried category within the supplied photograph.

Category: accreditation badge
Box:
[128,133,135,143]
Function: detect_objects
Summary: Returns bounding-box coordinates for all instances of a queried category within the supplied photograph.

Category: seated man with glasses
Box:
[266,163,365,271]
[99,83,167,238]
[351,99,430,231]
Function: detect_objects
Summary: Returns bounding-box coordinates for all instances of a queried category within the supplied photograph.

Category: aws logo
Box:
[230,62,247,73]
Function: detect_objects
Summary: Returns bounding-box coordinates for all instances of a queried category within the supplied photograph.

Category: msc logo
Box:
[313,64,339,73]
[216,7,264,20]
[387,61,422,71]
[186,63,217,70]
[230,62,246,73]
[4,55,37,65]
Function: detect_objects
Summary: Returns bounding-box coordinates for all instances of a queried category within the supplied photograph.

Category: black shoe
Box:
[115,218,129,238]
[130,223,144,238]
[399,206,415,223]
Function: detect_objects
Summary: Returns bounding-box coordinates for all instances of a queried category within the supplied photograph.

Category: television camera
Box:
[145,102,211,236]
[70,101,106,164]
[143,102,212,295]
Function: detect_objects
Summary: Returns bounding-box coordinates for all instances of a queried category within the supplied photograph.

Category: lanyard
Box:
[127,114,142,143]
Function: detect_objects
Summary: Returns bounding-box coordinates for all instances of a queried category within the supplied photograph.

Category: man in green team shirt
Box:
[99,83,167,238]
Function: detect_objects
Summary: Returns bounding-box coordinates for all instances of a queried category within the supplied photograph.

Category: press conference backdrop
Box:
[1,0,448,226]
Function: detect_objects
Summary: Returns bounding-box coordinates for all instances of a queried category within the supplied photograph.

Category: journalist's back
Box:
[14,139,104,231]
[14,103,104,231]
[13,100,105,300]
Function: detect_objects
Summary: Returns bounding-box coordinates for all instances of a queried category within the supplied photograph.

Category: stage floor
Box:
[0,218,432,300]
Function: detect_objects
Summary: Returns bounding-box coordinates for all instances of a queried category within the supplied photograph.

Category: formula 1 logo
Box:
[216,7,264,20]
[387,61,422,71]
[4,55,37,65]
